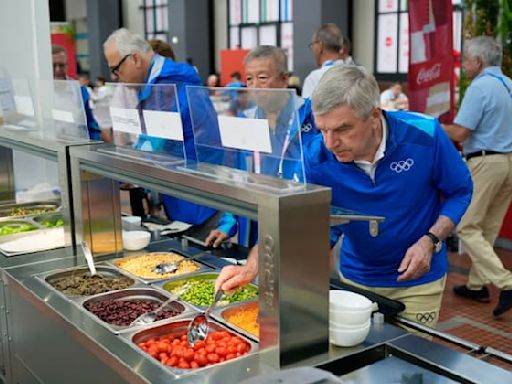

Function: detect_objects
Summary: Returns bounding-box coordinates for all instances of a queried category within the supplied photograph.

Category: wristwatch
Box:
[426,232,442,253]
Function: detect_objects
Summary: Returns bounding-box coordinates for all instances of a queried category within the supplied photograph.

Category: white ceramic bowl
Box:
[329,318,370,330]
[122,230,150,251]
[329,290,373,312]
[329,307,373,326]
[329,321,371,347]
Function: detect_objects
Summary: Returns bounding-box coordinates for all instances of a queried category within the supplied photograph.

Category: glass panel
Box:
[0,78,38,131]
[259,25,277,46]
[280,0,293,22]
[241,26,258,49]
[261,0,279,22]
[145,8,154,35]
[187,86,306,186]
[39,79,89,141]
[379,0,398,13]
[100,82,186,164]
[230,26,240,48]
[453,9,462,52]
[246,0,260,23]
[377,14,398,73]
[281,22,294,72]
[400,0,408,11]
[230,0,242,25]
[398,12,409,73]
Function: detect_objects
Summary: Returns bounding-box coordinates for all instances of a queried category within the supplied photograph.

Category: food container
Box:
[213,300,259,341]
[32,213,65,228]
[38,265,137,299]
[122,230,151,251]
[329,320,371,347]
[0,201,60,219]
[81,288,192,333]
[110,251,210,283]
[156,272,258,310]
[329,290,373,312]
[0,219,38,237]
[128,318,257,372]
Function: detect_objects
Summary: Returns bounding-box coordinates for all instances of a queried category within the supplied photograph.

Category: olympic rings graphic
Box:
[416,311,437,323]
[301,123,312,132]
[390,158,414,173]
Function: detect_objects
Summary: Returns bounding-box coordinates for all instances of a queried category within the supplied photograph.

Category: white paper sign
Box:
[13,96,35,116]
[52,109,75,123]
[142,110,183,141]
[109,107,142,134]
[217,115,271,153]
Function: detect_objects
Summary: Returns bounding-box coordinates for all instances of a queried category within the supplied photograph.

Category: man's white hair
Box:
[465,35,502,67]
[103,28,152,56]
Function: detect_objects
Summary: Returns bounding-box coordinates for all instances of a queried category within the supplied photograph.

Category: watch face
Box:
[435,241,443,253]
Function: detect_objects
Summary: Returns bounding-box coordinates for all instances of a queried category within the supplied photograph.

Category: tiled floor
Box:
[435,247,512,371]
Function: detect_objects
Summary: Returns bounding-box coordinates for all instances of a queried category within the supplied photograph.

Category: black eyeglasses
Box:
[308,41,320,49]
[109,54,131,76]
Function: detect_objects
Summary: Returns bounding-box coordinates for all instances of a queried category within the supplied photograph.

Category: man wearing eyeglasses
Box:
[52,45,101,140]
[302,24,345,99]
[103,28,218,235]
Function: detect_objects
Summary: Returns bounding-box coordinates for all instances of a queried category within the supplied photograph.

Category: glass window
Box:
[375,0,462,78]
[143,0,169,41]
[228,0,294,71]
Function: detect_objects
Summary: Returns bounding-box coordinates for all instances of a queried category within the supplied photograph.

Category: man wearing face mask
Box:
[103,28,218,236]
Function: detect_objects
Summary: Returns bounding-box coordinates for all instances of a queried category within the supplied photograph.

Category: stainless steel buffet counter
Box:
[0,239,511,384]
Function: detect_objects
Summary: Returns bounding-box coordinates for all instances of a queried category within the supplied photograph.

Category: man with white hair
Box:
[103,28,217,232]
[443,36,512,317]
[216,66,472,328]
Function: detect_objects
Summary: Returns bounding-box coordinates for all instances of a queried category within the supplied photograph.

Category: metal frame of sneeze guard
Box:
[69,143,331,375]
[186,86,307,187]
[0,77,38,132]
[95,82,187,166]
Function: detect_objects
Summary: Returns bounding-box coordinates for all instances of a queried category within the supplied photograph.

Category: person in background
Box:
[148,39,176,60]
[226,71,244,88]
[103,28,218,236]
[380,82,409,111]
[288,75,302,96]
[205,46,319,248]
[340,36,355,65]
[206,73,220,87]
[216,66,473,329]
[442,36,512,317]
[302,23,344,98]
[90,76,114,142]
[52,44,101,140]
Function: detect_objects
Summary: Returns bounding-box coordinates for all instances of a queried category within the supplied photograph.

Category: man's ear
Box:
[131,52,142,68]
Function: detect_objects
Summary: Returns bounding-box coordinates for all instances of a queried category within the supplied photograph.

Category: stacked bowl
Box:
[329,290,374,347]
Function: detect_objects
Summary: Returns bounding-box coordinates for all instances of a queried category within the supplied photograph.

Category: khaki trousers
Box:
[338,273,446,328]
[457,153,512,290]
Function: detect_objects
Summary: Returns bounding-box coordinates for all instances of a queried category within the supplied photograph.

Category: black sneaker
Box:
[493,290,512,317]
[453,285,490,303]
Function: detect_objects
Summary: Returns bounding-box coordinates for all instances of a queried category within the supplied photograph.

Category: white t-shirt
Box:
[354,117,387,182]
[302,59,345,99]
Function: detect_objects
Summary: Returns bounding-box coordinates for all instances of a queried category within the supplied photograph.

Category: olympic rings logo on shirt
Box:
[390,158,414,173]
[301,123,312,132]
[416,311,437,323]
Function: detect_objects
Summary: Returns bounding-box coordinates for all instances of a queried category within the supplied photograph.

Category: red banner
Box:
[408,0,454,123]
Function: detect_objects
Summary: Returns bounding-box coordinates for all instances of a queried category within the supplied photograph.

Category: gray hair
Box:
[244,45,288,76]
[314,24,343,53]
[465,36,502,67]
[103,28,152,56]
[312,66,379,119]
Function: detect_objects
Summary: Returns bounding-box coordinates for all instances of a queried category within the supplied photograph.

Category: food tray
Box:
[211,300,259,342]
[80,288,193,334]
[109,250,211,284]
[36,264,140,301]
[32,213,64,228]
[0,201,60,219]
[125,318,257,374]
[154,272,258,311]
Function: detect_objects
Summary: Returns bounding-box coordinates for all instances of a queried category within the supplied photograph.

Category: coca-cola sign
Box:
[416,63,442,85]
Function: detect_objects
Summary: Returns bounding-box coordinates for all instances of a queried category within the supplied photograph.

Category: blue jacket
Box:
[218,96,319,247]
[80,86,101,140]
[139,55,216,225]
[304,111,472,287]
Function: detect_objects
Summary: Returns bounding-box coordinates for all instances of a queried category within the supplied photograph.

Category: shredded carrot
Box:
[224,303,259,337]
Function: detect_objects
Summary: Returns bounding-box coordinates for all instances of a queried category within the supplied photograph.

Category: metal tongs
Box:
[187,289,224,346]
[81,241,97,276]
[152,254,204,275]
[130,284,190,326]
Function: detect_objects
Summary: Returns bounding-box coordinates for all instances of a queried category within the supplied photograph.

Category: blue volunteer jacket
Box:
[304,110,472,287]
[139,55,216,225]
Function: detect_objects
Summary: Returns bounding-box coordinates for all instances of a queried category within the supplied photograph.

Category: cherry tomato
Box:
[205,344,216,354]
[215,347,227,356]
[206,353,220,363]
[226,353,236,360]
[194,354,208,367]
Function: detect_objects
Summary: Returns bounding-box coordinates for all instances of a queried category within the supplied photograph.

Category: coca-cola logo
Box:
[417,63,442,85]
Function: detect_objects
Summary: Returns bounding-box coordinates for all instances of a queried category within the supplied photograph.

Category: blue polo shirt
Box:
[454,66,512,154]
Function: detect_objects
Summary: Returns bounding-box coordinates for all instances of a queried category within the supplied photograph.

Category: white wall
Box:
[122,0,144,37]
[353,0,375,74]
